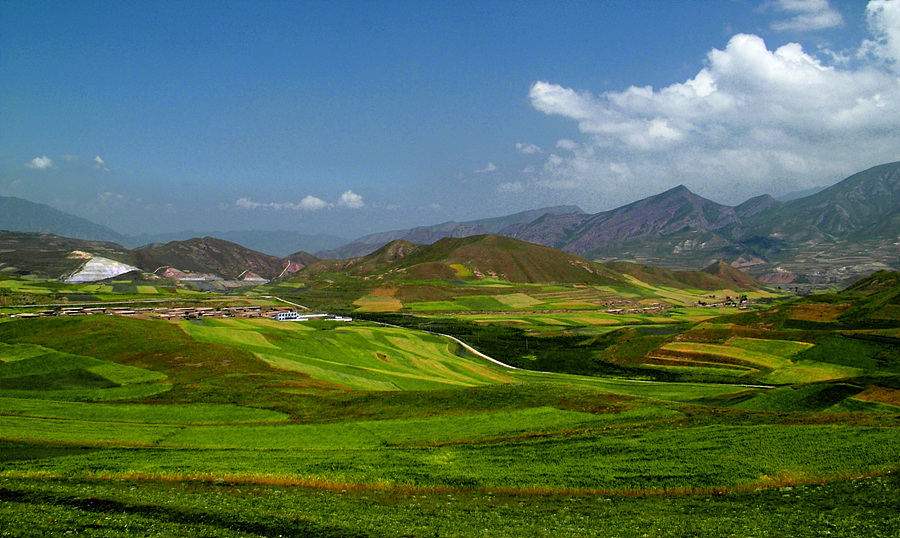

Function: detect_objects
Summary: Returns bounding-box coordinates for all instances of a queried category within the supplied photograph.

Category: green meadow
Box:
[2,277,900,536]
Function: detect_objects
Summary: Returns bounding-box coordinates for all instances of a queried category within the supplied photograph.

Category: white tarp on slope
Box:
[64,256,140,283]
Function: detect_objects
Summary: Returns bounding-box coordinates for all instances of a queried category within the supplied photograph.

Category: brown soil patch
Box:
[788,303,850,322]
[855,385,900,408]
[370,286,399,297]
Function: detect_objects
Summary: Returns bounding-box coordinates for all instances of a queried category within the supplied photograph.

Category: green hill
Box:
[300,234,630,285]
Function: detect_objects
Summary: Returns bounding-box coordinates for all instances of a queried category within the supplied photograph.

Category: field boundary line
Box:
[362,320,521,370]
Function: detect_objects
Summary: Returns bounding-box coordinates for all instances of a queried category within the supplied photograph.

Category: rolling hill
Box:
[299,234,631,285]
[295,233,765,294]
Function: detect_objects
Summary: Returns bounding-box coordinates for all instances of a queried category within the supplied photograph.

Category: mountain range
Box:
[3,161,899,285]
[0,231,316,284]
[295,233,763,292]
[314,205,583,259]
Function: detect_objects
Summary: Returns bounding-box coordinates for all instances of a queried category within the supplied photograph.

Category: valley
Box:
[7,1,900,534]
[2,224,900,535]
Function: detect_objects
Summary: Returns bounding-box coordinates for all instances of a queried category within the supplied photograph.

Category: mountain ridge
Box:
[315,205,583,259]
[5,161,899,285]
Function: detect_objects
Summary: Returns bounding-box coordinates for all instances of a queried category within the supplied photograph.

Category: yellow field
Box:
[353,295,404,312]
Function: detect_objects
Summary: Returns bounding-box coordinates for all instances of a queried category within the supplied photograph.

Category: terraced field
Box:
[652,336,875,385]
[181,318,518,390]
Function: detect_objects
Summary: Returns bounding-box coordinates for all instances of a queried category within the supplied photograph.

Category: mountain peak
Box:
[666,184,692,195]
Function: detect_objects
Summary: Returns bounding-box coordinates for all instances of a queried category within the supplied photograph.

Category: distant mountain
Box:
[0,196,127,244]
[497,162,900,284]
[0,232,316,283]
[503,185,742,256]
[776,186,826,202]
[746,161,900,242]
[317,205,583,259]
[127,230,346,257]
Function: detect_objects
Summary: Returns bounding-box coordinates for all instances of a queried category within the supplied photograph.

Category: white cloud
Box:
[525,6,900,207]
[769,0,844,32]
[235,192,363,211]
[235,195,330,211]
[97,191,124,205]
[338,190,365,209]
[516,142,542,154]
[300,195,329,210]
[861,0,900,68]
[498,181,525,194]
[94,155,110,172]
[475,162,498,173]
[25,156,54,170]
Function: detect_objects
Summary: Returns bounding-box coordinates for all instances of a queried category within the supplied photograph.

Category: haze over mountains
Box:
[2,161,899,285]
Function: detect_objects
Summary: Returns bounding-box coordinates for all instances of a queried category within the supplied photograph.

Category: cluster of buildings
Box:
[3,305,351,322]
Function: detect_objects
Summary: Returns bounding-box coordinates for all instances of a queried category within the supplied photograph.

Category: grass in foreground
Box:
[1,473,899,538]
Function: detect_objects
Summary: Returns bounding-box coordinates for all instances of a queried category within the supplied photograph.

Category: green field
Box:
[2,277,900,536]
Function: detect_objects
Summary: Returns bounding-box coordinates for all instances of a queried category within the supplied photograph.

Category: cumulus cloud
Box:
[524,2,900,207]
[475,162,498,173]
[861,0,900,68]
[25,156,54,170]
[338,190,365,208]
[235,195,329,211]
[516,142,542,154]
[300,195,329,210]
[769,0,844,32]
[235,191,364,211]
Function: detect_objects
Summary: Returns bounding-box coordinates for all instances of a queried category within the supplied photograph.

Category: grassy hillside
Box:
[2,272,899,536]
[301,235,632,285]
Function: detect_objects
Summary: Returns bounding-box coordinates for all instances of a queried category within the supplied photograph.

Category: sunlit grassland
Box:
[435,307,721,336]
[345,277,780,315]
[508,371,744,401]
[180,318,518,391]
[1,311,899,536]
[0,341,170,402]
[3,423,900,494]
[0,405,671,449]
[351,294,404,312]
[657,337,865,384]
[0,397,289,424]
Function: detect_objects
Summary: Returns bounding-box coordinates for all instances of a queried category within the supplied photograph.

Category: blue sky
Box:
[2,0,898,239]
